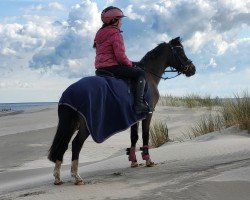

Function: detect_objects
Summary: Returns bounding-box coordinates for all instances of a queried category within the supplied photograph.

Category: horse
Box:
[48,37,196,185]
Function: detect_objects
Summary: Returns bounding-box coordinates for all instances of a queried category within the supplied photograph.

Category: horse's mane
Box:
[140,37,182,63]
[140,42,168,62]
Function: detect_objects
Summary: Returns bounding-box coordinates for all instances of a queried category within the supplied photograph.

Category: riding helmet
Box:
[101,6,125,24]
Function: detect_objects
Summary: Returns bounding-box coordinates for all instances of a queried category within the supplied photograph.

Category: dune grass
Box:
[190,114,224,137]
[160,94,221,109]
[149,121,170,148]
[153,91,249,143]
[159,94,182,107]
[221,92,250,132]
[182,94,221,109]
[189,91,250,136]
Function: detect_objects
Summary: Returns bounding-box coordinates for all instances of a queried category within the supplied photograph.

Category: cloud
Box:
[26,0,250,77]
[28,0,100,77]
[124,0,249,54]
[31,2,65,11]
[212,0,250,32]
[124,5,145,22]
[0,16,62,59]
[0,0,249,102]
[209,58,217,68]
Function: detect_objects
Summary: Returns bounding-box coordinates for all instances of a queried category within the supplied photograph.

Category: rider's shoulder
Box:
[103,25,121,34]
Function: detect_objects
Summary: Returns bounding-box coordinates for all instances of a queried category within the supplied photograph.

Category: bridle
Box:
[139,42,193,80]
[170,43,193,73]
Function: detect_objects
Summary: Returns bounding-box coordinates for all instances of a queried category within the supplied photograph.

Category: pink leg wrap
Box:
[141,145,150,160]
[127,147,137,162]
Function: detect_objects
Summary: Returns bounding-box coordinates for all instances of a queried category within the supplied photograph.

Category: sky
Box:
[0,0,249,103]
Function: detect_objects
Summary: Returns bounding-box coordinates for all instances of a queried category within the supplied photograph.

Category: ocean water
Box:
[0,102,57,111]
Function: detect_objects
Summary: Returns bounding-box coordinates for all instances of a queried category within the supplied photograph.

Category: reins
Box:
[138,65,181,80]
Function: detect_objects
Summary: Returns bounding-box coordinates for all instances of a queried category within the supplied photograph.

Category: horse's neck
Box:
[144,44,171,107]
[145,54,168,85]
[144,44,171,85]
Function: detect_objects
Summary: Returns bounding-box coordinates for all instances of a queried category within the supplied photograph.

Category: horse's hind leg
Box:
[48,106,77,185]
[71,117,89,185]
[128,123,139,167]
[54,160,63,185]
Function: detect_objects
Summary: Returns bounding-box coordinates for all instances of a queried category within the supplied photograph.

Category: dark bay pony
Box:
[48,37,196,185]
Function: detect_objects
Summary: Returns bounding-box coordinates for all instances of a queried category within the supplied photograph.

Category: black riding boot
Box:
[134,77,149,115]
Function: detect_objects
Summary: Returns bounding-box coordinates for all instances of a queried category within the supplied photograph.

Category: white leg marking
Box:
[71,160,84,185]
[53,160,63,185]
[146,158,155,167]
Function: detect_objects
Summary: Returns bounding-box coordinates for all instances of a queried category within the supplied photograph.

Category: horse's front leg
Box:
[127,123,139,167]
[142,114,155,167]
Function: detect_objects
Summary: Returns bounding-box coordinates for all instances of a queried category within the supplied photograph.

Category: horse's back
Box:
[59,75,148,143]
[59,76,131,111]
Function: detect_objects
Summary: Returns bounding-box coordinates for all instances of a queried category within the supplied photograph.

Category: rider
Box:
[93,6,149,115]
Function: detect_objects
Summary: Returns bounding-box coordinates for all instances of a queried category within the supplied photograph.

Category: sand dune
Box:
[0,105,250,200]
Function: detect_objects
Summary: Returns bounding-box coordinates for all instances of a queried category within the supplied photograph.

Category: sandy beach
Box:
[0,104,250,200]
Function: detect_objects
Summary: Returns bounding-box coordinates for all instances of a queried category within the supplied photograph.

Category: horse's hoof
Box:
[131,162,139,168]
[146,159,155,167]
[74,180,84,185]
[54,181,63,185]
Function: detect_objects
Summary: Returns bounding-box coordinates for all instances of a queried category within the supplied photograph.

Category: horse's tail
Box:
[48,105,78,163]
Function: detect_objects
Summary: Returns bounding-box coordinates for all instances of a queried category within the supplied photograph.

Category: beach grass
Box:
[149,120,170,148]
[189,91,250,135]
[190,114,224,137]
[160,94,221,109]
[183,94,221,109]
[221,91,250,132]
[159,94,182,107]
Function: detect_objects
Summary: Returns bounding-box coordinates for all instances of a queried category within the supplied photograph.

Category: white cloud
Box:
[130,0,249,55]
[209,58,217,68]
[31,2,65,11]
[28,0,100,77]
[230,67,236,71]
[124,5,145,22]
[1,48,16,56]
[0,17,62,59]
[0,0,249,102]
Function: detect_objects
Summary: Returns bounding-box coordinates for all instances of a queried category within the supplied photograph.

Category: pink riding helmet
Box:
[101,6,125,24]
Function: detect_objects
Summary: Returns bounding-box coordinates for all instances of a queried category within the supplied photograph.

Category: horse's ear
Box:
[176,37,182,42]
[172,37,182,44]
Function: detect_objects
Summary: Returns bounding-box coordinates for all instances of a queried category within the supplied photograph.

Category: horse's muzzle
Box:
[183,64,196,77]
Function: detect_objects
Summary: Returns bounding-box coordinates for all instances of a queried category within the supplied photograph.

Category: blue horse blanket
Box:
[59,76,150,143]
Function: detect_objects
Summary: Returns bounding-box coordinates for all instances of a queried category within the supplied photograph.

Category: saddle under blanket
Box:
[59,76,150,143]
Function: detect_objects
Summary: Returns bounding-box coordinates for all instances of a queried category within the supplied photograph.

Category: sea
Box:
[0,102,57,111]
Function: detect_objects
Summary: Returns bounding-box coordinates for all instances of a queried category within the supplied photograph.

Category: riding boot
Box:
[134,76,149,115]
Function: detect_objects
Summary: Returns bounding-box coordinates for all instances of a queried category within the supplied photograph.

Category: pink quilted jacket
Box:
[94,26,132,68]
